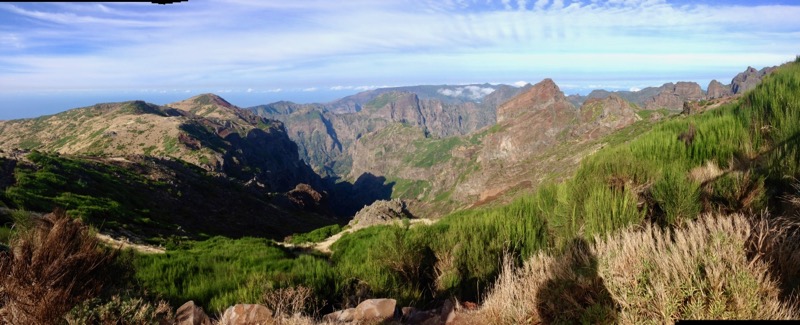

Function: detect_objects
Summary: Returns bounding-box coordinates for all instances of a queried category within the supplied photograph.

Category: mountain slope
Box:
[0,152,333,242]
[0,94,320,192]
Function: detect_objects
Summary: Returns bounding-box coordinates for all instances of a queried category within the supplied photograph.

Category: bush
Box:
[651,166,702,226]
[0,210,117,324]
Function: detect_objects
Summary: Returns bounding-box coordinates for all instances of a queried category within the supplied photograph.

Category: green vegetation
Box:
[406,136,464,168]
[287,224,343,244]
[2,152,165,230]
[390,178,431,199]
[134,237,334,313]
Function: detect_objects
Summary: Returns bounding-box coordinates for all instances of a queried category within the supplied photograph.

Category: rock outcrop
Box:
[575,94,640,139]
[706,80,732,99]
[348,199,411,229]
[643,82,705,110]
[731,66,776,94]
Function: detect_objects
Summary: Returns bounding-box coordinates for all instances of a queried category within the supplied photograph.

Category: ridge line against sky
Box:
[0,0,798,119]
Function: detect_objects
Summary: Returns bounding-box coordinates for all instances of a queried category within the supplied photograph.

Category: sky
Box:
[0,0,798,119]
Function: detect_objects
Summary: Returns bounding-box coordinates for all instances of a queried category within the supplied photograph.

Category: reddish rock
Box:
[175,301,212,325]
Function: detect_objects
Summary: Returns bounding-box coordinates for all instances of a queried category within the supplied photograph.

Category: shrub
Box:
[651,166,702,226]
[65,294,173,325]
[0,210,117,324]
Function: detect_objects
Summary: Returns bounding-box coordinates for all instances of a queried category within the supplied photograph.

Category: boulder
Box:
[219,304,274,325]
[354,298,397,322]
[441,299,456,324]
[321,308,356,323]
[175,301,212,325]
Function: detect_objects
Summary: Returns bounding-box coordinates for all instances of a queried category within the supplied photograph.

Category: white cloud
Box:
[437,85,496,99]
[513,81,529,87]
[303,87,318,92]
[246,88,253,93]
[629,87,641,92]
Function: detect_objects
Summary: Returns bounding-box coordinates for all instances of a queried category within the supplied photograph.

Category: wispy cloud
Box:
[0,0,797,95]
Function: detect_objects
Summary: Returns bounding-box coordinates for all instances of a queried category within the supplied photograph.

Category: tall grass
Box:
[479,214,800,324]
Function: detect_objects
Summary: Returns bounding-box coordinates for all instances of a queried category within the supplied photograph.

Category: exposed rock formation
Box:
[731,66,777,94]
[706,80,732,99]
[348,199,411,228]
[485,78,578,162]
[575,94,641,139]
[643,82,705,110]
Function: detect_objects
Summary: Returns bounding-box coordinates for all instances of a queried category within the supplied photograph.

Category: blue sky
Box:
[0,0,798,119]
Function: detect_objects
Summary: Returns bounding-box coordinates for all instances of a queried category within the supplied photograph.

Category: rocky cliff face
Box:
[449,80,641,205]
[575,94,641,139]
[731,66,777,94]
[707,80,732,99]
[568,65,777,110]
[489,79,577,161]
[643,82,705,110]
[250,85,523,178]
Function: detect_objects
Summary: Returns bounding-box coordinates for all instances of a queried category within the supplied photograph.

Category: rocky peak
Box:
[706,80,732,99]
[497,78,568,122]
[576,94,640,137]
[168,94,243,120]
[191,93,235,109]
[643,81,704,110]
[731,66,776,94]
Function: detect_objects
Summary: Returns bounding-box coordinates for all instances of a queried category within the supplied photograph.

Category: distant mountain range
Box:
[0,64,779,224]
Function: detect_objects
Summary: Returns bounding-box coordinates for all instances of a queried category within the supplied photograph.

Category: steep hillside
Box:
[344,79,644,217]
[0,152,333,242]
[0,95,320,192]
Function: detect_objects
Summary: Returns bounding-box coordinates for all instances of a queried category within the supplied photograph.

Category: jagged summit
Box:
[497,78,572,123]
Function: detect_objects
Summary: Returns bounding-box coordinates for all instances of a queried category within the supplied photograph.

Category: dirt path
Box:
[96,233,165,254]
[311,218,436,253]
